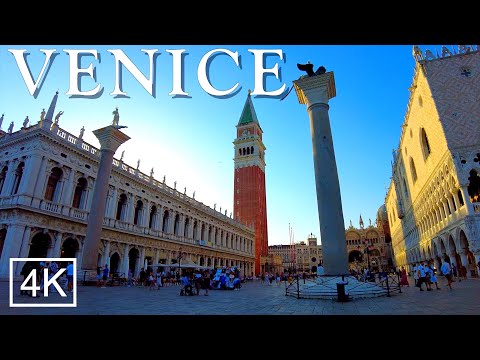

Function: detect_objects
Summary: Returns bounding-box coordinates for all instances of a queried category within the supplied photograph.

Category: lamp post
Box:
[177,248,184,276]
[363,240,372,271]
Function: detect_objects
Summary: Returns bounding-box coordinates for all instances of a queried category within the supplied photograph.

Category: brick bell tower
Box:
[233,91,268,276]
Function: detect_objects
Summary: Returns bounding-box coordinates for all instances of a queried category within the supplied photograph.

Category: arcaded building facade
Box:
[0,97,255,279]
[385,45,480,277]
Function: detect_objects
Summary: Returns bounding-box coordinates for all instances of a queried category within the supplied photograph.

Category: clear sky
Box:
[0,44,427,245]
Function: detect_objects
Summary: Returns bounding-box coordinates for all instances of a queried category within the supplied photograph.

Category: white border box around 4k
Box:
[9,258,77,308]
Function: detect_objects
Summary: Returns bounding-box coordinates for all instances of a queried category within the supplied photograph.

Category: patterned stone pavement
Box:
[1,275,479,316]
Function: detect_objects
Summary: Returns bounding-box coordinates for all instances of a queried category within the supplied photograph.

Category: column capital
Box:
[293,72,336,107]
[93,125,130,153]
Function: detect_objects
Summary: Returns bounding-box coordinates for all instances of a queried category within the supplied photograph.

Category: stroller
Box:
[179,276,195,296]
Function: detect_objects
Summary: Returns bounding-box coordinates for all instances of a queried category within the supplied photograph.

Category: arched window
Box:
[410,157,418,183]
[184,217,189,237]
[251,146,254,154]
[193,221,198,239]
[149,205,157,229]
[420,128,431,160]
[72,177,88,209]
[457,189,464,206]
[134,200,143,225]
[162,210,169,232]
[116,193,127,220]
[173,213,180,235]
[12,162,24,194]
[44,167,63,202]
[247,147,250,155]
[0,166,7,193]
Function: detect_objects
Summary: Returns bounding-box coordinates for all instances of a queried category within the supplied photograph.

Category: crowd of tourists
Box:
[122,266,244,294]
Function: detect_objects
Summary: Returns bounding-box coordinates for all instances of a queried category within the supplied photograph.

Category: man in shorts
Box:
[441,257,454,290]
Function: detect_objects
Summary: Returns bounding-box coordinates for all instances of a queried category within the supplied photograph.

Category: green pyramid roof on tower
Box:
[237,91,260,126]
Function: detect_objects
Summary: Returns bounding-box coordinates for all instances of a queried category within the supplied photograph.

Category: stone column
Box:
[122,243,130,276]
[14,226,33,275]
[459,250,470,278]
[81,125,130,270]
[60,169,75,208]
[294,71,348,275]
[0,224,26,278]
[52,231,63,258]
[32,156,48,205]
[167,211,175,234]
[107,187,118,218]
[127,194,135,224]
[101,241,111,268]
[154,249,160,265]
[17,154,43,205]
[139,247,145,273]
[0,159,17,196]
[460,185,474,214]
[142,200,150,228]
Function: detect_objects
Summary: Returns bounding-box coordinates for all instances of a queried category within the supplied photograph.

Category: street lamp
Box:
[177,248,184,276]
[363,240,372,271]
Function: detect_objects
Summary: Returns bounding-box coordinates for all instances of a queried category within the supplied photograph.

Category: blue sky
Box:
[0,45,423,245]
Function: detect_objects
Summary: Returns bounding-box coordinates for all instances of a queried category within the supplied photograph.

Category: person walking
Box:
[101,264,109,288]
[416,261,430,291]
[412,263,419,287]
[399,267,409,287]
[66,261,74,293]
[428,265,440,290]
[203,269,211,296]
[441,258,454,290]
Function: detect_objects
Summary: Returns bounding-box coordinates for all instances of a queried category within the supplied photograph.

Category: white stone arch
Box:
[447,233,457,255]
[457,226,470,250]
[438,235,448,256]
[109,250,122,274]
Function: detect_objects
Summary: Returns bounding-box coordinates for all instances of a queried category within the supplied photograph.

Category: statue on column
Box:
[297,62,326,77]
[54,111,64,126]
[22,116,29,128]
[112,107,120,127]
[79,126,85,139]
[8,121,14,133]
[219,206,222,213]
